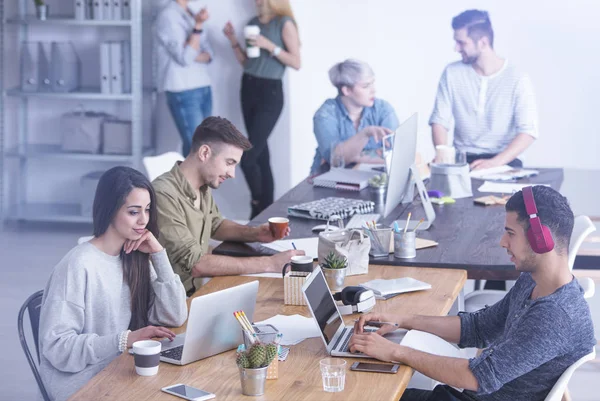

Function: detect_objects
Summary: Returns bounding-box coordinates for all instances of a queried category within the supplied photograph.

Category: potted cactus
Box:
[321,251,348,291]
[34,0,48,20]
[368,173,388,205]
[237,342,278,396]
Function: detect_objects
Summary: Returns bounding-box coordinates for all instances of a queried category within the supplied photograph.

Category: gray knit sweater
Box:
[39,242,187,401]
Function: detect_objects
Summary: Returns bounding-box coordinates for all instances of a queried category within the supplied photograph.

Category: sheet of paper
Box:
[360,277,431,296]
[401,330,464,359]
[469,165,512,179]
[255,314,321,346]
[387,236,438,253]
[262,237,319,260]
[478,181,548,194]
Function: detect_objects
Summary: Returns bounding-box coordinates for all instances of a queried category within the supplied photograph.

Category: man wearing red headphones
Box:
[350,186,595,401]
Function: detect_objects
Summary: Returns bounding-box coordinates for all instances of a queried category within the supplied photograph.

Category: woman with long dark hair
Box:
[38,167,187,401]
[223,0,301,218]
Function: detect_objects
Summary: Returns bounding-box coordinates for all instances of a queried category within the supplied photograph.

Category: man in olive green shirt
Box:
[153,116,304,294]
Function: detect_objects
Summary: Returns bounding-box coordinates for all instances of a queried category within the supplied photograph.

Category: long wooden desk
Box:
[69,265,466,401]
[215,168,564,280]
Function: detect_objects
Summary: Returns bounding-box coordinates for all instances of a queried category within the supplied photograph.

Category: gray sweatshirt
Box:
[39,242,188,401]
[459,272,596,401]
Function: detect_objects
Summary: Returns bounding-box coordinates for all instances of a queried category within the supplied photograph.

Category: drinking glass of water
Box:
[320,358,347,392]
[330,142,345,170]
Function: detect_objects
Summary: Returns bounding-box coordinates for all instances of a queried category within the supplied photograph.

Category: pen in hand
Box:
[355,320,400,328]
[292,242,297,250]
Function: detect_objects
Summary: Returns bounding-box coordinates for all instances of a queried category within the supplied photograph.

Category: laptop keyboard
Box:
[161,345,184,361]
[334,327,376,353]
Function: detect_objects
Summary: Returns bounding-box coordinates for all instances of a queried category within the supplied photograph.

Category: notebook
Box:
[360,277,431,300]
[287,197,375,220]
[313,169,378,191]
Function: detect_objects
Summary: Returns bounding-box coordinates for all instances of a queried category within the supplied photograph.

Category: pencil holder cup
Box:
[394,231,416,259]
[367,228,392,257]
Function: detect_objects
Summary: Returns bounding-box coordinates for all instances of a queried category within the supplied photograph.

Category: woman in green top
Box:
[223,0,301,219]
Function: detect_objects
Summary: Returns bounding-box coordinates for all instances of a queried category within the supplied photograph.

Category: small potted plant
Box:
[368,172,388,205]
[321,251,348,291]
[236,342,278,396]
[34,0,48,20]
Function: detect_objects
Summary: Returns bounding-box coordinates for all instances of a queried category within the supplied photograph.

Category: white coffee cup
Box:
[435,145,456,164]
[244,25,261,58]
[132,340,161,376]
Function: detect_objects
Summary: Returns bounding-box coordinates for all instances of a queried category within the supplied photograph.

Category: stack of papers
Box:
[360,277,431,300]
[254,314,321,346]
[470,165,539,181]
[262,237,319,260]
[478,182,549,194]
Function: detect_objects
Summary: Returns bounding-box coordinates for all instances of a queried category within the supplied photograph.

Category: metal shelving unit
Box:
[1,0,150,224]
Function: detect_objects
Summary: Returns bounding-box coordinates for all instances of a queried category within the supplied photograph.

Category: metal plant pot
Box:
[322,267,347,291]
[239,366,268,396]
[36,4,49,20]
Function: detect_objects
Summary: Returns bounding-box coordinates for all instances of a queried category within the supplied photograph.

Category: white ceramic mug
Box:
[132,340,161,376]
[244,25,261,58]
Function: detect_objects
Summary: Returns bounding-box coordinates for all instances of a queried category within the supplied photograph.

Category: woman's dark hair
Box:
[92,166,157,330]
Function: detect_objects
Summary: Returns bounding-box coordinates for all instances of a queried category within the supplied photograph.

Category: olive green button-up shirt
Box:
[153,162,224,294]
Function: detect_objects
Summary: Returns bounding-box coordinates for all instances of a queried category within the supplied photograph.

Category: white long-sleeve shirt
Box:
[429,60,538,155]
[154,2,213,93]
[38,243,187,401]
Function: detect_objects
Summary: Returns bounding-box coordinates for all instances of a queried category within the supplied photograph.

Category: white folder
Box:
[20,42,39,92]
[122,0,131,19]
[102,0,112,20]
[38,42,52,92]
[109,42,123,93]
[86,0,93,19]
[111,0,122,20]
[100,42,111,94]
[121,41,131,93]
[74,0,86,20]
[92,0,103,20]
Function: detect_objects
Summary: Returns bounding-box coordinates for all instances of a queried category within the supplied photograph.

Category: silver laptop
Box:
[302,266,405,357]
[159,281,259,365]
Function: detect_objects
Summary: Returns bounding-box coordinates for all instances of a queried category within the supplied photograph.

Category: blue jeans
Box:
[165,86,212,156]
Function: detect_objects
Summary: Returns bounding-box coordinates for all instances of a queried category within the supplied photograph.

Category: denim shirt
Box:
[310,97,399,175]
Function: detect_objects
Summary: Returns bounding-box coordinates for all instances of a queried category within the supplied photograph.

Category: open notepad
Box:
[360,277,432,299]
[262,237,319,260]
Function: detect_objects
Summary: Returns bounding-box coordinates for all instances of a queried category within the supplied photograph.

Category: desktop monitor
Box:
[383,113,418,218]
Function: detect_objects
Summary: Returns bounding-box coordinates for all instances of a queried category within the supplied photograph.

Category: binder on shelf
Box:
[20,42,39,92]
[109,42,123,94]
[112,0,122,20]
[74,0,86,20]
[86,0,94,19]
[38,42,52,92]
[51,42,81,93]
[102,0,112,20]
[121,41,131,93]
[122,0,131,19]
[100,42,111,94]
[92,0,103,20]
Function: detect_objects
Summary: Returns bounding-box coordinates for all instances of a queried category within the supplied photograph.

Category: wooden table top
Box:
[69,265,467,401]
[214,168,565,280]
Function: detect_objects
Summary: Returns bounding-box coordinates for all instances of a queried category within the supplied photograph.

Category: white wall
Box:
[288,0,600,186]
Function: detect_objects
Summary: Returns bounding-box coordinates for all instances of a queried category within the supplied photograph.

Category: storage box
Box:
[284,271,310,305]
[61,111,110,154]
[80,171,104,216]
[102,119,151,155]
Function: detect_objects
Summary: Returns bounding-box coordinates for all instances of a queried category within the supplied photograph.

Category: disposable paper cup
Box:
[132,340,161,376]
[268,217,289,239]
[244,25,261,58]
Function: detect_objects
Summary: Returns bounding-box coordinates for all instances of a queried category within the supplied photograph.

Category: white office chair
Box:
[464,215,597,312]
[544,348,596,401]
[143,151,184,182]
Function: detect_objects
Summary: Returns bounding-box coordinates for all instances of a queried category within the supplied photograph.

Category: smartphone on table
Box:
[350,362,400,374]
[161,384,215,401]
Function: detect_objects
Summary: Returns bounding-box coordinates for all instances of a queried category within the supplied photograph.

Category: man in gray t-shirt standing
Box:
[350,186,596,401]
[430,10,538,170]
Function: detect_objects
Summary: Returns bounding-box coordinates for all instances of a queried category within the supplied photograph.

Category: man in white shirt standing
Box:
[430,10,538,170]
[155,1,214,157]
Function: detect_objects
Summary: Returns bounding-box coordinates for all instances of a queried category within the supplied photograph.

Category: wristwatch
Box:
[272,46,282,57]
[192,28,203,34]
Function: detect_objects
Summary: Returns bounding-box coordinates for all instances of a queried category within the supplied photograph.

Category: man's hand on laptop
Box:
[254,223,291,243]
[127,325,176,347]
[354,312,403,335]
[348,330,398,362]
[268,250,306,272]
[361,126,393,143]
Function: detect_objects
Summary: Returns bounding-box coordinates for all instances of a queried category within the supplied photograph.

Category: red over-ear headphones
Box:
[522,186,554,254]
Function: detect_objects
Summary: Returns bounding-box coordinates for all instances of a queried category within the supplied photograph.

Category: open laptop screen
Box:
[304,269,344,345]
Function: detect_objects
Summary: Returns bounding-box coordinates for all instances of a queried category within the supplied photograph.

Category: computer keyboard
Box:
[334,327,376,353]
[345,213,381,229]
[161,345,183,361]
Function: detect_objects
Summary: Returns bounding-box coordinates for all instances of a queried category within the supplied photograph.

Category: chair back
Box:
[18,290,51,401]
[143,152,184,182]
[568,215,596,270]
[544,348,596,401]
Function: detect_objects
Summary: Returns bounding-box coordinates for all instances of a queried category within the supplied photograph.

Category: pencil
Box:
[240,311,255,334]
[234,311,253,333]
[404,212,412,233]
[412,218,425,232]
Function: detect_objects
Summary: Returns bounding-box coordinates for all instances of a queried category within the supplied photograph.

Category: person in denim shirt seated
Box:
[310,59,400,176]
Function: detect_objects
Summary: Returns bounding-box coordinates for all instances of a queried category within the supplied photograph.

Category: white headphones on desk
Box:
[333,286,376,315]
